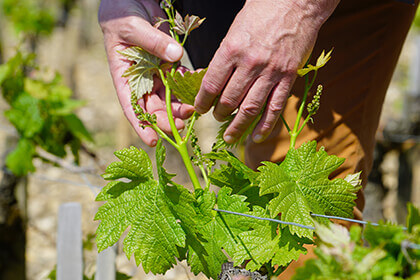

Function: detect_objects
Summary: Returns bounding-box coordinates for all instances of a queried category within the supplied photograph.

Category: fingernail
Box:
[150,139,157,147]
[224,135,235,144]
[165,43,182,61]
[253,134,264,143]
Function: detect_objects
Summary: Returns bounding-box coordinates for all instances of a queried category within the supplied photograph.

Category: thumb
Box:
[119,16,183,62]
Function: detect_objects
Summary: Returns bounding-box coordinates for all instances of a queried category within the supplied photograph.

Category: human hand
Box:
[194,0,339,144]
[99,0,194,147]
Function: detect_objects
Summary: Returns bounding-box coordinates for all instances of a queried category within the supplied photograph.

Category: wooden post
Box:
[57,203,83,280]
[95,244,117,280]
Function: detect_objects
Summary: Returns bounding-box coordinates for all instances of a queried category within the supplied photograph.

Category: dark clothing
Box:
[176,0,245,68]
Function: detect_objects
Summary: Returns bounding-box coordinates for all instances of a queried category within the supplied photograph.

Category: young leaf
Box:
[258,141,359,238]
[119,47,160,99]
[173,12,205,35]
[297,49,332,77]
[95,146,186,274]
[207,150,268,207]
[206,150,257,182]
[166,69,207,105]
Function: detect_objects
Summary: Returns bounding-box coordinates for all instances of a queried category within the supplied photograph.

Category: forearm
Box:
[245,0,339,30]
[292,0,340,28]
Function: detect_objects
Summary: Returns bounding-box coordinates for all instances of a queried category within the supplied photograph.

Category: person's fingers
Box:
[114,15,183,62]
[252,75,295,143]
[194,48,235,114]
[152,111,186,134]
[172,102,195,119]
[144,93,187,133]
[223,77,275,143]
[212,68,257,122]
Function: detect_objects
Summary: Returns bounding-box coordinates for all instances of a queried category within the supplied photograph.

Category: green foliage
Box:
[95,142,269,279]
[166,69,207,105]
[258,141,360,238]
[293,205,420,280]
[232,206,308,271]
[1,51,92,175]
[95,144,186,273]
[6,138,36,176]
[2,0,55,36]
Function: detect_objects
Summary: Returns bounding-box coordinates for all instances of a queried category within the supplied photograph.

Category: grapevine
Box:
[94,1,366,278]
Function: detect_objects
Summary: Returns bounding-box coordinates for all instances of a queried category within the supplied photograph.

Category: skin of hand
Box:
[194,0,340,144]
[99,0,194,147]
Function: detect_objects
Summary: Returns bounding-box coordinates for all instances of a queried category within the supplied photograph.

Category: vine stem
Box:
[184,112,198,143]
[289,71,317,149]
[150,123,178,147]
[157,67,202,191]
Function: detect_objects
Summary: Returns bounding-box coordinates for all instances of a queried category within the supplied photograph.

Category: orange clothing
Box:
[244,0,419,278]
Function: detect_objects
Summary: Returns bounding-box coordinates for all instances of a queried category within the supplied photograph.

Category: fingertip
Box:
[174,118,185,130]
[223,134,236,144]
[165,43,183,62]
[252,133,265,144]
[137,126,158,147]
[174,103,195,119]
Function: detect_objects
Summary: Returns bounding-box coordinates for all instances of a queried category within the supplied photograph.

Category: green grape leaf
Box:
[206,150,258,182]
[101,146,153,181]
[232,206,279,270]
[258,141,359,238]
[189,187,251,279]
[208,150,268,207]
[119,47,160,99]
[63,114,94,142]
[95,146,186,274]
[233,206,307,271]
[186,189,228,279]
[4,93,43,138]
[6,138,35,176]
[166,69,207,105]
[364,222,406,255]
[273,227,309,267]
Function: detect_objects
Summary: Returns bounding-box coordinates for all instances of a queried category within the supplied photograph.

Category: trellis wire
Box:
[213,208,409,231]
[213,208,315,230]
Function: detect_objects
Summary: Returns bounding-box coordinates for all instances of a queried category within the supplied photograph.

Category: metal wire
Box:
[310,213,380,226]
[213,208,315,230]
[213,208,410,231]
